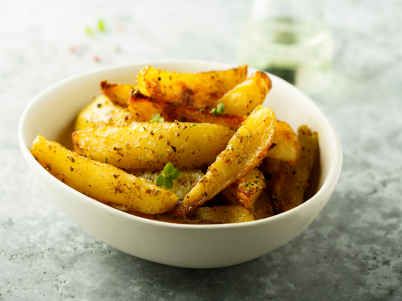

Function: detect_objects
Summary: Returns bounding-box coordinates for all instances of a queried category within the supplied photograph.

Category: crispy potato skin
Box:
[272,126,318,213]
[166,104,246,129]
[31,135,178,214]
[267,121,300,165]
[100,81,139,107]
[75,95,136,131]
[136,65,248,108]
[221,168,266,210]
[212,72,272,116]
[172,106,276,217]
[128,90,171,122]
[72,123,236,172]
[189,205,254,223]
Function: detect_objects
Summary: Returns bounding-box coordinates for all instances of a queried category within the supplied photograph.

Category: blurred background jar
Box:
[237,0,334,92]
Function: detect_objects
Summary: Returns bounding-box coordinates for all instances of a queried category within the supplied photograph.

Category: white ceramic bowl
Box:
[19,60,342,268]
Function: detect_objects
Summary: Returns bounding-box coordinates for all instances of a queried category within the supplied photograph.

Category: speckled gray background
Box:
[1,0,402,300]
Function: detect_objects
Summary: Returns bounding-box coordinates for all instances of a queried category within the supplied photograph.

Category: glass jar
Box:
[237,0,334,92]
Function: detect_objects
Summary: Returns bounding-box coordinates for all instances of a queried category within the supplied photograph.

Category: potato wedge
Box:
[212,71,272,116]
[136,65,248,108]
[133,169,204,200]
[75,95,136,131]
[31,135,178,214]
[73,123,236,172]
[267,121,300,165]
[166,104,246,129]
[172,106,276,217]
[128,90,172,122]
[220,168,266,210]
[272,126,318,213]
[128,91,246,127]
[189,205,254,223]
[253,190,274,220]
[100,81,140,107]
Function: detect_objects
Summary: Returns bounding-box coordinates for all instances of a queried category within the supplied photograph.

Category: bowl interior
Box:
[20,60,341,214]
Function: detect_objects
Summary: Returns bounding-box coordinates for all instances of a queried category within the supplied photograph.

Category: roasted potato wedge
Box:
[136,65,248,108]
[267,121,300,165]
[73,123,236,172]
[133,169,204,200]
[272,126,318,213]
[253,190,274,219]
[212,71,272,116]
[189,205,254,223]
[100,81,140,107]
[75,95,136,131]
[221,168,266,210]
[31,135,178,214]
[172,105,276,217]
[166,104,246,129]
[128,90,172,122]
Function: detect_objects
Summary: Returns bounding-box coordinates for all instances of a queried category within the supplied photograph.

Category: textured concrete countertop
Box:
[1,1,402,300]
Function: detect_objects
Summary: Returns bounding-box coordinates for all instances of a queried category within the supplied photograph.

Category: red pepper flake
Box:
[225,159,231,164]
[93,55,100,62]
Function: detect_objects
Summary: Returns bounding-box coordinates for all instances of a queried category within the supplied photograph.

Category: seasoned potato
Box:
[189,205,254,223]
[72,123,236,172]
[253,190,274,220]
[133,169,204,200]
[166,104,246,129]
[212,71,272,116]
[267,121,300,165]
[75,95,136,131]
[128,90,171,122]
[31,135,178,214]
[100,81,140,107]
[221,168,266,210]
[272,126,318,213]
[172,106,276,217]
[136,65,248,108]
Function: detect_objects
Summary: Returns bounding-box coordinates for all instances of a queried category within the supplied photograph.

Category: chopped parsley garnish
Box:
[190,123,197,128]
[244,181,251,188]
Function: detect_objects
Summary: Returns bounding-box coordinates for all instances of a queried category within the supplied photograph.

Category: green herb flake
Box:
[190,123,197,128]
[85,28,93,36]
[105,157,108,164]
[244,181,251,188]
[150,113,164,123]
[98,20,106,32]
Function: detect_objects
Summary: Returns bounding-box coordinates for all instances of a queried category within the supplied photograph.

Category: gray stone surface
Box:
[1,0,402,300]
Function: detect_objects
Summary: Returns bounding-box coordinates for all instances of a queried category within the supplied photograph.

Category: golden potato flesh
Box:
[72,123,236,172]
[133,169,204,201]
[100,81,139,107]
[272,126,318,213]
[189,205,254,223]
[136,65,248,108]
[267,121,300,165]
[220,168,266,210]
[75,95,136,131]
[212,71,272,116]
[172,106,276,217]
[31,135,178,214]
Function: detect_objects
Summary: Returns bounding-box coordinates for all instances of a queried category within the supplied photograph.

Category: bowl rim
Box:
[19,59,343,230]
